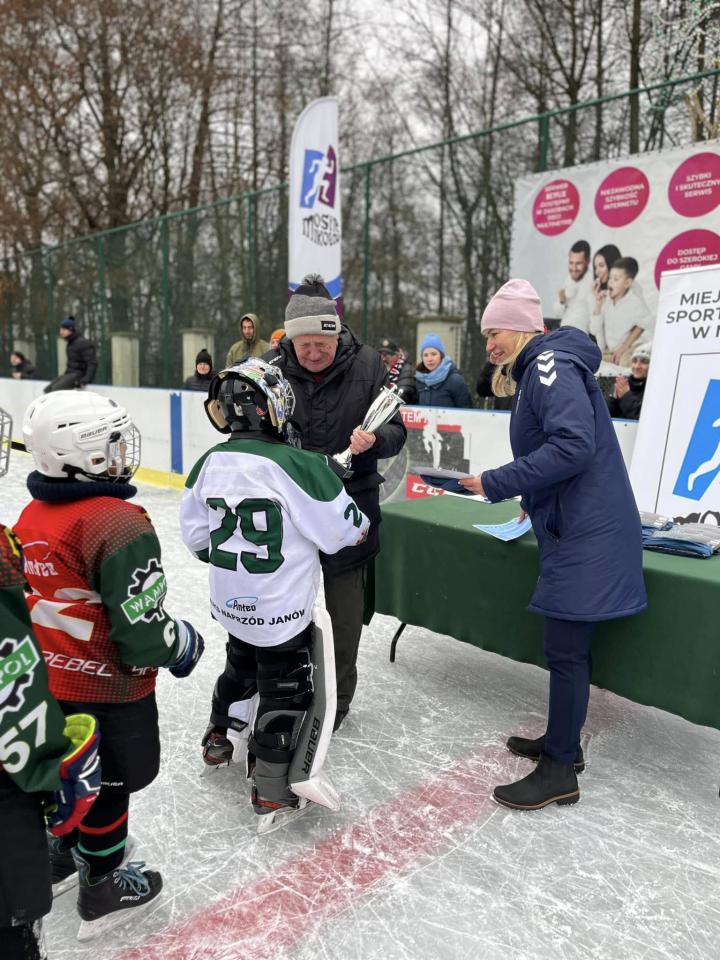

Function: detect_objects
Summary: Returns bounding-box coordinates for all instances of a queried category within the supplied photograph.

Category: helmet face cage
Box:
[206,358,295,436]
[0,407,12,479]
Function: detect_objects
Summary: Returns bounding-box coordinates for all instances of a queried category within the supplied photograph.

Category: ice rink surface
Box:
[4,450,720,960]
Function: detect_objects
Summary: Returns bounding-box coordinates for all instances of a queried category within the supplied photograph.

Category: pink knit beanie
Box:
[480,279,544,334]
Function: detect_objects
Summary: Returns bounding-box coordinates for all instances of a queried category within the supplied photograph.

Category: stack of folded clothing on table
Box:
[640,516,720,559]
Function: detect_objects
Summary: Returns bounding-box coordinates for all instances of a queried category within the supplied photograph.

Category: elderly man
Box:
[377,337,418,404]
[266,275,407,730]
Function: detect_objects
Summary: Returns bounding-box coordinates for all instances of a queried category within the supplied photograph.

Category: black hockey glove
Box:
[169,620,205,678]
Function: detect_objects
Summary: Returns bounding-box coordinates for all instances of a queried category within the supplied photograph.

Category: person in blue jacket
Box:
[415,334,473,408]
[460,279,646,811]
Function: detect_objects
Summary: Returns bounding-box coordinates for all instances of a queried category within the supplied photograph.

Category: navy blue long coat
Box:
[482,328,647,622]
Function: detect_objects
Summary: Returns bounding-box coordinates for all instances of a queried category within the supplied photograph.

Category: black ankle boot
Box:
[506,734,585,773]
[493,754,579,810]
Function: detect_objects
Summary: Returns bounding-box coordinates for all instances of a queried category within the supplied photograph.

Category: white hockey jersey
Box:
[180,437,370,646]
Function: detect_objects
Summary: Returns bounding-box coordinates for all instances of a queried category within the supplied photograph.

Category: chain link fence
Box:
[1,69,717,389]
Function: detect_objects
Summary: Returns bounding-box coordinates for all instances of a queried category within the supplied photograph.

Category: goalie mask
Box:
[0,406,11,479]
[205,358,296,439]
[23,391,141,483]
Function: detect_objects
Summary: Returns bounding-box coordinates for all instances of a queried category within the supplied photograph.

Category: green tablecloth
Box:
[376,496,720,730]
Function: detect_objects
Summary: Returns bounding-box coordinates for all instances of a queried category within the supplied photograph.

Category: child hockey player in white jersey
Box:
[180,358,369,832]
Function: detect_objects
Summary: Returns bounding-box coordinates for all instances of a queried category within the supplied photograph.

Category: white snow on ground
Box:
[4,449,720,960]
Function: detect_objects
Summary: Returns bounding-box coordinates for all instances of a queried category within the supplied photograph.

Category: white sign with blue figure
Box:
[631,264,720,524]
[288,97,342,302]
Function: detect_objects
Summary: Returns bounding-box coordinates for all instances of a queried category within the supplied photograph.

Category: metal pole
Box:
[247,194,256,312]
[362,163,372,342]
[96,235,109,384]
[47,250,57,376]
[161,217,170,388]
[538,115,550,172]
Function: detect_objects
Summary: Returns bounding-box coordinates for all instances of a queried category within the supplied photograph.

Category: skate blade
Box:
[76,889,162,943]
[256,802,311,836]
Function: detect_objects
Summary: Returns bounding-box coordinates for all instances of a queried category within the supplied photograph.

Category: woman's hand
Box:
[518,510,528,523]
[614,375,630,398]
[349,426,376,455]
[459,475,485,496]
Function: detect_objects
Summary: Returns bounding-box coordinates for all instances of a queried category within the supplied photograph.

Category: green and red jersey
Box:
[14,494,183,703]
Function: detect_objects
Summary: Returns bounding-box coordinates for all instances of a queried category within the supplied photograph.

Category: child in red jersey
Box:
[14,390,204,943]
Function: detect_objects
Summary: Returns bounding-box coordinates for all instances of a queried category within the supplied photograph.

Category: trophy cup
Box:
[333,386,404,473]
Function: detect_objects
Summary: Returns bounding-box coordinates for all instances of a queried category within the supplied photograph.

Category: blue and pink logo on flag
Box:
[300,146,337,209]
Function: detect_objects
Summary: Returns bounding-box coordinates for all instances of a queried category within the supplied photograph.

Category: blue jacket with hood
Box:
[481,328,647,622]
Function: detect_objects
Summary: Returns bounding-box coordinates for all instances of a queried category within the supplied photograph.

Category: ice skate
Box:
[200,725,234,773]
[75,856,163,942]
[51,834,137,898]
[255,797,311,835]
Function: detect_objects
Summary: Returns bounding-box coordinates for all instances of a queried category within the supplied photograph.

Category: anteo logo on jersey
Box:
[0,636,39,718]
[121,559,168,625]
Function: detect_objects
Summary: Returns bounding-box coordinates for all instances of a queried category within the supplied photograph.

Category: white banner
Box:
[288,97,342,299]
[630,264,720,523]
[511,140,720,324]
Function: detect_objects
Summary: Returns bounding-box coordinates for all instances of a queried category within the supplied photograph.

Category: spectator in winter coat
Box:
[184,348,215,392]
[43,316,97,393]
[377,338,418,404]
[10,350,37,379]
[460,279,646,812]
[265,274,406,731]
[606,344,651,420]
[415,334,473,408]
[225,313,270,366]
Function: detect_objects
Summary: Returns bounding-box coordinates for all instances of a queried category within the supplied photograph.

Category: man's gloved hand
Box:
[45,714,101,837]
[168,620,205,678]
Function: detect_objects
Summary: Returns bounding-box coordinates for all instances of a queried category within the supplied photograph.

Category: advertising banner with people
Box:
[288,97,342,300]
[511,141,720,347]
[630,264,720,524]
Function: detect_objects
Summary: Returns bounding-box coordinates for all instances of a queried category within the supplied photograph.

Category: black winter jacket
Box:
[64,332,97,385]
[264,326,407,574]
[184,371,214,392]
[10,358,37,379]
[606,376,646,420]
[388,355,418,404]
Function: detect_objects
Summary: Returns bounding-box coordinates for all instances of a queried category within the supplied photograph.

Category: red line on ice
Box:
[118,750,516,960]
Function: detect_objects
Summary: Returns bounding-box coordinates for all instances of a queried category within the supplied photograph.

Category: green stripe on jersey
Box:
[185,438,344,502]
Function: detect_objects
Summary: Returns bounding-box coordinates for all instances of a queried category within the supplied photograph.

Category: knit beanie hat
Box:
[420,333,445,355]
[60,315,76,332]
[196,348,212,366]
[480,279,544,334]
[284,274,340,340]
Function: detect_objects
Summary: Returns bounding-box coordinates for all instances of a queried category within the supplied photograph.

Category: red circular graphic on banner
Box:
[594,167,649,226]
[654,229,720,288]
[532,180,580,235]
[668,152,720,217]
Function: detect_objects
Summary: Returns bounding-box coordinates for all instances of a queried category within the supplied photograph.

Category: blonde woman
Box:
[460,279,646,811]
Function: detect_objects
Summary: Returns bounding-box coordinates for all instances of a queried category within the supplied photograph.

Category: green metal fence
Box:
[1,69,718,389]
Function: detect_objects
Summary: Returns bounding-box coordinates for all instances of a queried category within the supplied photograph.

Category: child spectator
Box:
[14,390,205,941]
[590,257,653,366]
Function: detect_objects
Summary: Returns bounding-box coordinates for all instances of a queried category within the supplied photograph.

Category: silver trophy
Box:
[333,386,404,471]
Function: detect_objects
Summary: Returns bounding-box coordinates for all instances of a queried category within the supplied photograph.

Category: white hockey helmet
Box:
[23,391,141,482]
[0,406,11,479]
